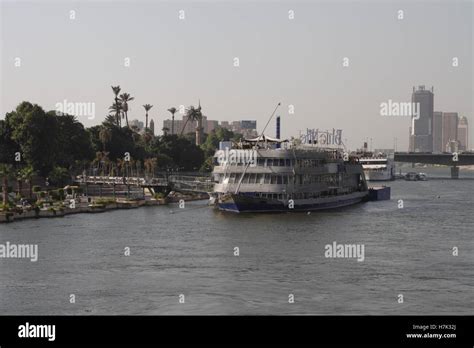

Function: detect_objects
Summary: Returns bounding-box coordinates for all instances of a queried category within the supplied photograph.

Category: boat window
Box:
[257,174,264,184]
[229,173,236,183]
[264,174,271,184]
[285,159,291,166]
[267,159,273,166]
[277,175,283,184]
[271,175,277,184]
[279,159,285,166]
[257,158,265,166]
[283,175,288,184]
[249,173,257,184]
[273,159,279,166]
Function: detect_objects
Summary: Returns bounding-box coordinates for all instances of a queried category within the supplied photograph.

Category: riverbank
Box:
[0,193,210,223]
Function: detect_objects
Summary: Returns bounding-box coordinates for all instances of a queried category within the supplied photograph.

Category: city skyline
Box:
[1,1,472,150]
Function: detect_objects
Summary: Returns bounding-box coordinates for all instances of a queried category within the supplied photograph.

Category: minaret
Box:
[149,119,155,135]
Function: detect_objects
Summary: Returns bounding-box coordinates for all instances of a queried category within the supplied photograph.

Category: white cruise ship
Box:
[210,136,369,213]
[359,156,395,181]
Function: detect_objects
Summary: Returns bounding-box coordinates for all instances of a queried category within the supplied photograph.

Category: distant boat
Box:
[405,172,427,181]
[358,153,395,181]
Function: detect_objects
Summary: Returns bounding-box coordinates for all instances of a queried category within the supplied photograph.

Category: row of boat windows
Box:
[218,158,325,167]
[254,189,357,200]
[215,173,347,185]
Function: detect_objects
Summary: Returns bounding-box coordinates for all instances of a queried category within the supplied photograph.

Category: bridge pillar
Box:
[451,166,459,179]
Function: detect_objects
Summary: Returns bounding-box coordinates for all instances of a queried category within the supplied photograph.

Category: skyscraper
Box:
[442,112,458,152]
[409,86,434,152]
[457,116,468,151]
[432,111,443,152]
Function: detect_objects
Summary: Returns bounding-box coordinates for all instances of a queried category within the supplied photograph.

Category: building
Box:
[219,120,258,138]
[129,119,144,132]
[442,112,458,152]
[149,119,155,135]
[432,111,443,152]
[162,117,258,138]
[207,120,219,133]
[458,116,469,151]
[409,85,434,152]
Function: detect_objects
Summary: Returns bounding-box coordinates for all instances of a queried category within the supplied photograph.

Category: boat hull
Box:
[217,192,367,213]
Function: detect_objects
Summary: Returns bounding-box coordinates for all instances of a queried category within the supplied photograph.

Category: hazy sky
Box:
[1,0,472,150]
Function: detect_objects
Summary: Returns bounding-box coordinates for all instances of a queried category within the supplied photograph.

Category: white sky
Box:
[1,0,472,150]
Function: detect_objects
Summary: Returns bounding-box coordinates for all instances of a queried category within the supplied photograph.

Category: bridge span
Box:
[394,152,474,178]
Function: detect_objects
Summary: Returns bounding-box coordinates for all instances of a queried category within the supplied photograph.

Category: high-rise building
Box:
[457,116,468,151]
[149,119,155,135]
[409,85,434,152]
[442,112,458,152]
[432,111,443,152]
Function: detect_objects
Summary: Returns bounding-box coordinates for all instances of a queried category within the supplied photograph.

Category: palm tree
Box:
[119,93,134,128]
[167,107,177,135]
[99,126,112,151]
[143,104,153,131]
[111,86,122,126]
[182,103,203,145]
[20,166,35,199]
[0,164,13,207]
[16,170,23,197]
[108,102,123,127]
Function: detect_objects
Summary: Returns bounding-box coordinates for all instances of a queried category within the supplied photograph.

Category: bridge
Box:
[73,174,214,196]
[394,152,474,178]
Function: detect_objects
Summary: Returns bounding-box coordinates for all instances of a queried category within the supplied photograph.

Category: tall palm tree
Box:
[108,102,123,127]
[119,93,134,128]
[111,86,122,126]
[99,126,112,151]
[0,164,13,207]
[143,104,153,131]
[182,103,203,145]
[167,107,177,135]
[20,166,35,199]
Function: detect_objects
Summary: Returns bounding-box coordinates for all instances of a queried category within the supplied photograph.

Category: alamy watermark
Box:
[0,242,38,262]
[380,100,420,120]
[324,241,365,262]
[55,99,95,119]
[216,149,257,167]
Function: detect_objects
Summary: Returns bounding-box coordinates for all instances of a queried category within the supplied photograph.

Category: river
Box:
[0,167,473,315]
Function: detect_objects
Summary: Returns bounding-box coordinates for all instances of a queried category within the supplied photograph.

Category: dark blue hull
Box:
[217,193,367,213]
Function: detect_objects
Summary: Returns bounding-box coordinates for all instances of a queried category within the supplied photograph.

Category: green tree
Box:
[182,104,203,145]
[111,86,122,126]
[6,102,59,176]
[119,93,134,128]
[19,166,35,199]
[48,166,70,187]
[143,104,153,131]
[167,107,177,135]
[99,126,112,151]
[0,164,14,206]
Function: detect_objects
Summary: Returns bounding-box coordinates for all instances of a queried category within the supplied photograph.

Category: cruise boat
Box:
[210,136,369,213]
[358,155,395,181]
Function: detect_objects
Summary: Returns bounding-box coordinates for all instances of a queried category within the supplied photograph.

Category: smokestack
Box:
[276,116,281,148]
